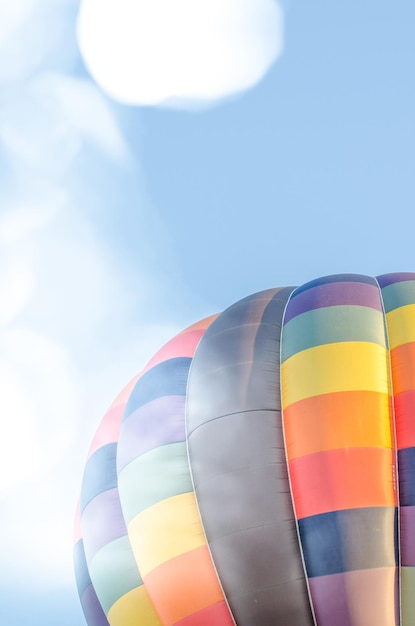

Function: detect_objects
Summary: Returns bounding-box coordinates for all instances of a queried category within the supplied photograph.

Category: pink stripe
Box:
[308,568,398,626]
[142,329,204,375]
[87,405,124,459]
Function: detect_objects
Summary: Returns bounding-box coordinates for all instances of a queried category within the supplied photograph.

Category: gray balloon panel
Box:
[186,288,315,626]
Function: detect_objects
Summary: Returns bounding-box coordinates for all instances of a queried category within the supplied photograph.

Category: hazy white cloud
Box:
[0,1,183,588]
[0,481,77,588]
[44,73,129,159]
[0,0,35,41]
[0,328,78,497]
[77,0,284,109]
[0,74,128,177]
[0,249,36,326]
[0,0,78,83]
[0,224,179,585]
[0,185,66,245]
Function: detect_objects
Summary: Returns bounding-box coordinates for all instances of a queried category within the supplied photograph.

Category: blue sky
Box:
[1,1,415,624]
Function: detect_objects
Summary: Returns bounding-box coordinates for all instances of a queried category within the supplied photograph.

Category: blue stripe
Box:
[380,280,415,313]
[81,443,117,512]
[398,447,415,506]
[292,274,376,297]
[74,539,91,597]
[123,357,191,420]
[377,272,415,288]
[298,507,397,578]
[81,584,110,626]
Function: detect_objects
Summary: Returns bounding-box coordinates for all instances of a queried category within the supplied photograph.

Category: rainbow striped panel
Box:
[281,274,398,626]
[78,378,161,626]
[116,318,234,626]
[74,502,110,626]
[76,272,415,625]
[379,272,415,626]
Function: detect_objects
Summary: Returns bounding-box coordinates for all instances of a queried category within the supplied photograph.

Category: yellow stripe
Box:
[281,342,390,407]
[107,586,162,626]
[386,304,415,349]
[128,493,206,578]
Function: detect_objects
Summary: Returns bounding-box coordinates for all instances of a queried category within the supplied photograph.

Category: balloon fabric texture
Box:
[74,273,415,626]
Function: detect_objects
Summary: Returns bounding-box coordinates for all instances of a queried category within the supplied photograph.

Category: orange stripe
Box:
[180,315,219,333]
[143,546,227,626]
[395,390,415,450]
[289,447,396,519]
[283,390,392,460]
[390,342,415,394]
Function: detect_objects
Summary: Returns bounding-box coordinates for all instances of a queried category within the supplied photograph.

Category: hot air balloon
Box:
[74,272,415,626]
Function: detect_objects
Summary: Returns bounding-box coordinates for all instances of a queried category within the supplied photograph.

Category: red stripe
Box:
[289,447,396,519]
[174,601,234,626]
[395,390,415,450]
[390,342,415,394]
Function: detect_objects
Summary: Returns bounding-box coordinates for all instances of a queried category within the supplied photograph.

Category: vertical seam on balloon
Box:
[376,276,402,626]
[279,285,318,626]
[79,457,120,624]
[116,372,165,626]
[184,316,238,626]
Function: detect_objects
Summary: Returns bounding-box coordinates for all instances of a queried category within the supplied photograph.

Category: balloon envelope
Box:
[74,273,415,626]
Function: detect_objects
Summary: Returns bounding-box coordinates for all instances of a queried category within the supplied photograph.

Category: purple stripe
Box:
[117,394,186,471]
[401,506,415,566]
[308,569,398,626]
[377,272,415,287]
[81,584,110,626]
[82,488,127,564]
[284,282,382,323]
[308,572,353,626]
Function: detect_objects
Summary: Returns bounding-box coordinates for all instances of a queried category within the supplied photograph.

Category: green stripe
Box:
[281,305,386,362]
[401,566,415,626]
[89,535,143,614]
[381,281,415,313]
[118,442,193,524]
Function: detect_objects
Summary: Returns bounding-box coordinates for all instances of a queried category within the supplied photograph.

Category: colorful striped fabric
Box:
[116,317,234,626]
[75,272,415,626]
[75,317,234,626]
[281,274,398,626]
[379,272,415,626]
[76,373,160,626]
